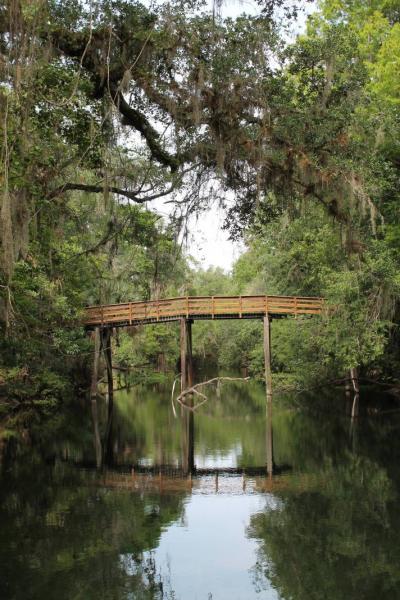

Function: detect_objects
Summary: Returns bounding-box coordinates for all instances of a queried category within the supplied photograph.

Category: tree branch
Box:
[110,85,180,171]
[48,182,176,203]
[175,377,250,411]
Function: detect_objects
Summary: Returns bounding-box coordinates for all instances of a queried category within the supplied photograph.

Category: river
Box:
[1,380,400,599]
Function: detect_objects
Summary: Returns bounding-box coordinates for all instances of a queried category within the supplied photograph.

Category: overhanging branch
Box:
[110,85,180,171]
[48,182,176,203]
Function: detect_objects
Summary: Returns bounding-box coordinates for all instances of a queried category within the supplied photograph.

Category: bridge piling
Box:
[187,320,194,388]
[100,328,114,426]
[180,318,194,474]
[90,327,103,468]
[180,318,187,392]
[263,314,273,401]
[180,318,194,392]
[264,314,273,476]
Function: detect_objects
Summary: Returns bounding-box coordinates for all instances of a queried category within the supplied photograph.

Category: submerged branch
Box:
[176,376,250,411]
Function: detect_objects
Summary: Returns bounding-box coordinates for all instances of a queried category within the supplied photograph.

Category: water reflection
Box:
[89,381,278,476]
[1,383,400,599]
[0,451,186,599]
[181,409,194,476]
[249,454,399,600]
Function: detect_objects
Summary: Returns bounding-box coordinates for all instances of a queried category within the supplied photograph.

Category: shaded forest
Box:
[1,0,400,413]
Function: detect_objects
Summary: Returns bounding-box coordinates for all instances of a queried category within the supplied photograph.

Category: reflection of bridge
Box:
[66,462,291,477]
[64,462,317,495]
[84,295,324,328]
[96,471,311,494]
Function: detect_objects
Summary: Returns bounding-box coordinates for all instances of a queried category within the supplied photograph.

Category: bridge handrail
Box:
[84,295,325,327]
[85,294,324,309]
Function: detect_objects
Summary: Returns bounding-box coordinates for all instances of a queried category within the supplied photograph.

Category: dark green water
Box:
[1,381,400,599]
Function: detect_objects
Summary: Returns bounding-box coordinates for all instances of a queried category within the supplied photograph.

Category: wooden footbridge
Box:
[86,295,324,409]
[86,295,324,476]
[84,295,324,328]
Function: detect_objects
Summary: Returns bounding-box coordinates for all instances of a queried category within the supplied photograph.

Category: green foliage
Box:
[249,453,398,599]
[197,203,400,388]
[1,0,400,410]
[369,23,400,105]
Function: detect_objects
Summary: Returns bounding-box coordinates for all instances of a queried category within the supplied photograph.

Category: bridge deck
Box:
[84,295,324,328]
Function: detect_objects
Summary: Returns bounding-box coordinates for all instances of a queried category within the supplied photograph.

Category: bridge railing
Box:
[84,295,325,326]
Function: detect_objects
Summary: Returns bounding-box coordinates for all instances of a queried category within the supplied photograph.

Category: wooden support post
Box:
[101,327,114,464]
[263,314,273,401]
[187,319,194,388]
[186,320,194,474]
[180,318,187,392]
[264,314,273,476]
[90,327,101,400]
[103,328,114,408]
[180,318,194,392]
[180,318,195,475]
[90,327,102,469]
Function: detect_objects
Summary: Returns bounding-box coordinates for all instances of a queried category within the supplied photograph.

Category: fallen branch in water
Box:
[176,377,250,412]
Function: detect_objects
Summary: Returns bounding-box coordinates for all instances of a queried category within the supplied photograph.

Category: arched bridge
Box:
[86,295,325,411]
[84,295,324,328]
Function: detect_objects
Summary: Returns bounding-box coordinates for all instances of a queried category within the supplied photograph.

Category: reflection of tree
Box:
[249,454,400,599]
[0,441,185,599]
